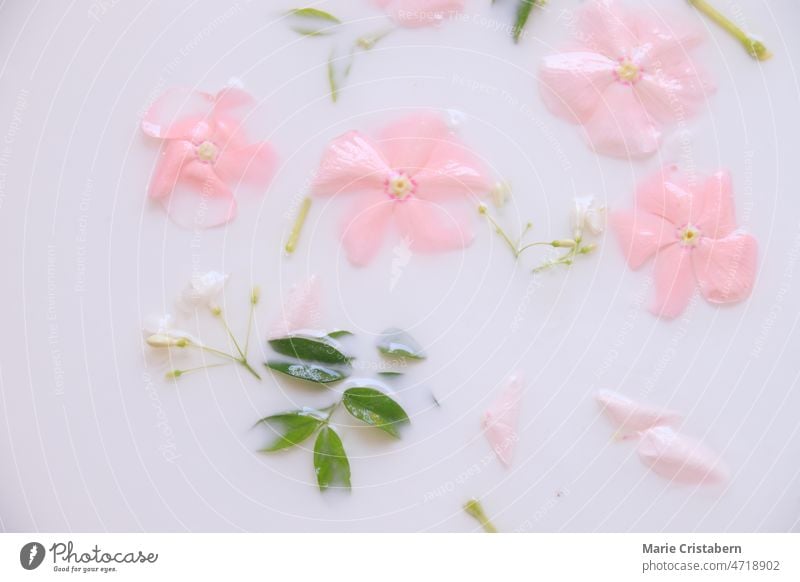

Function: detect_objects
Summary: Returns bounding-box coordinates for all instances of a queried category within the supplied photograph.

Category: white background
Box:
[0,0,799,532]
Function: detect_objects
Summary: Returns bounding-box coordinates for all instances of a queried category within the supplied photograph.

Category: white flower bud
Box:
[571,196,606,237]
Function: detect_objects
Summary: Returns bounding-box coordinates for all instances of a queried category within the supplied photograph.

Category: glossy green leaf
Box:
[342,387,410,438]
[268,336,352,365]
[326,330,353,339]
[288,8,341,36]
[376,328,426,360]
[266,360,348,384]
[313,426,351,491]
[256,410,325,452]
[512,0,542,43]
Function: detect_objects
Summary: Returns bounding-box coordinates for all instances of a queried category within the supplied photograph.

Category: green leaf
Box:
[342,387,410,438]
[327,51,339,103]
[377,371,404,377]
[376,328,426,360]
[269,335,352,365]
[266,360,348,384]
[512,0,543,43]
[326,330,353,339]
[314,426,351,491]
[287,7,341,36]
[256,410,325,452]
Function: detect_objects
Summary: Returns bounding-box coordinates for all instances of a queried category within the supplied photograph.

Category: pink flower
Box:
[311,112,491,266]
[142,87,277,228]
[538,0,714,158]
[482,373,524,467]
[611,166,758,319]
[372,0,464,27]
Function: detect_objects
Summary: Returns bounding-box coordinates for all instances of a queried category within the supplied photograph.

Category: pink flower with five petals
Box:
[611,165,758,319]
[142,87,276,228]
[372,0,464,27]
[538,0,714,158]
[311,112,491,266]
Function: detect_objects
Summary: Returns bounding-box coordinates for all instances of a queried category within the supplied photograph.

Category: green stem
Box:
[186,343,240,362]
[285,197,312,254]
[166,363,231,379]
[238,358,262,381]
[464,499,498,533]
[687,0,771,61]
[217,311,247,361]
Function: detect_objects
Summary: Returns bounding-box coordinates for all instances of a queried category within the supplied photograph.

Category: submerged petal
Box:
[539,51,617,124]
[637,426,728,486]
[394,197,473,253]
[160,163,236,229]
[340,193,394,266]
[693,233,758,304]
[269,276,322,338]
[142,87,214,140]
[575,0,639,57]
[376,112,451,174]
[694,171,737,240]
[595,390,680,435]
[311,131,392,196]
[482,374,524,467]
[634,165,699,227]
[650,244,695,319]
[148,140,195,200]
[215,141,277,188]
[412,139,491,201]
[610,210,676,269]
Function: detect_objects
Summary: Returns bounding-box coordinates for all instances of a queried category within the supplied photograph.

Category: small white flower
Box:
[142,313,199,347]
[571,196,606,237]
[490,181,511,208]
[180,271,228,310]
[145,334,188,348]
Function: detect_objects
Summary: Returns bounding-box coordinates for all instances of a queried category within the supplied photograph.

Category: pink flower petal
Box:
[394,197,473,253]
[693,232,758,304]
[375,0,464,28]
[637,426,728,486]
[635,61,714,124]
[482,374,524,467]
[341,193,394,266]
[212,86,255,114]
[142,87,214,140]
[159,163,236,229]
[694,170,737,239]
[269,276,322,338]
[215,141,277,188]
[651,244,695,319]
[595,389,681,435]
[148,140,195,200]
[635,165,698,227]
[583,83,662,158]
[376,112,450,174]
[311,131,392,197]
[539,51,617,124]
[576,0,638,57]
[610,210,676,269]
[412,139,491,201]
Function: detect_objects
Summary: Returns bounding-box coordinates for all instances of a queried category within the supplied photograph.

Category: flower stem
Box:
[166,362,231,379]
[687,0,772,61]
[464,499,498,533]
[238,358,262,381]
[285,197,312,254]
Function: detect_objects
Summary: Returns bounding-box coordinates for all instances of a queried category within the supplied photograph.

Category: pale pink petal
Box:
[311,131,392,196]
[269,276,322,338]
[394,197,473,253]
[693,233,758,304]
[376,112,450,174]
[610,210,676,269]
[635,60,713,124]
[694,171,737,239]
[160,163,236,229]
[633,10,706,68]
[215,142,277,188]
[650,244,695,319]
[637,426,728,486]
[212,86,255,114]
[634,165,698,227]
[341,193,394,266]
[538,52,617,124]
[412,139,491,201]
[376,0,464,28]
[576,0,639,57]
[482,374,524,467]
[142,87,214,140]
[148,140,195,200]
[595,390,680,435]
[583,83,662,158]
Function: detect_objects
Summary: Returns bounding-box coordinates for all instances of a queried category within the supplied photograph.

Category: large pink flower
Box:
[311,112,491,266]
[142,87,276,228]
[372,0,464,27]
[611,166,758,319]
[539,0,714,158]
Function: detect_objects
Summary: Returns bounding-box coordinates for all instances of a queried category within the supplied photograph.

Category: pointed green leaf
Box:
[256,410,325,452]
[342,387,410,438]
[377,371,404,377]
[268,335,352,365]
[287,8,341,36]
[512,0,543,43]
[376,328,426,360]
[313,426,351,491]
[326,330,353,339]
[266,360,348,384]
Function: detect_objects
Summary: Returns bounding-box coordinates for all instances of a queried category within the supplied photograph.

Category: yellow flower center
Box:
[196,140,218,163]
[679,224,701,246]
[616,60,641,84]
[387,173,414,200]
